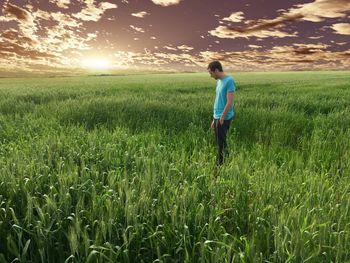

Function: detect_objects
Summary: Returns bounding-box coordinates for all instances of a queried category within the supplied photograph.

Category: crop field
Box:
[0,71,350,262]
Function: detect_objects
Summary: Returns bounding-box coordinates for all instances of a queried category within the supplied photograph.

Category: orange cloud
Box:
[130,25,145,33]
[0,40,58,60]
[210,0,350,39]
[50,12,82,27]
[248,45,262,49]
[331,23,350,35]
[288,0,350,22]
[2,3,37,40]
[163,45,177,51]
[3,3,32,22]
[210,25,298,39]
[110,43,350,71]
[73,1,117,21]
[177,45,194,52]
[49,0,71,9]
[151,0,182,7]
[222,12,245,23]
[199,47,350,71]
[0,2,112,72]
[1,0,349,73]
[1,29,36,46]
[132,11,150,18]
[309,36,323,39]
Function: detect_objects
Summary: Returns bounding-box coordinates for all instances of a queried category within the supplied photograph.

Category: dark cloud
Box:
[294,48,318,55]
[0,41,57,60]
[229,13,303,33]
[289,59,314,63]
[4,4,32,22]
[1,29,37,45]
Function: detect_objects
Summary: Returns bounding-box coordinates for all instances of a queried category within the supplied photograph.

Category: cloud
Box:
[309,36,323,39]
[43,24,93,52]
[49,0,71,9]
[210,25,297,39]
[36,10,92,53]
[331,23,350,35]
[177,45,194,52]
[269,44,327,57]
[131,11,150,18]
[130,25,145,33]
[50,12,82,27]
[113,50,202,70]
[151,0,182,7]
[118,45,350,72]
[210,0,350,39]
[210,12,302,39]
[0,40,58,61]
[163,45,177,51]
[73,1,117,21]
[248,45,262,49]
[0,24,92,71]
[293,43,328,49]
[1,29,36,46]
[34,9,52,20]
[3,3,32,22]
[0,2,107,71]
[222,11,245,23]
[198,45,350,71]
[288,0,350,22]
[161,45,194,52]
[1,0,349,72]
[2,3,37,38]
[292,43,328,55]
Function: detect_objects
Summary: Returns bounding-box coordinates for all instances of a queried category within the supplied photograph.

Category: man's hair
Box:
[207,61,223,72]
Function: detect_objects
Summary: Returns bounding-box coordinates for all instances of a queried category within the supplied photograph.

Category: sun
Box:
[81,57,112,69]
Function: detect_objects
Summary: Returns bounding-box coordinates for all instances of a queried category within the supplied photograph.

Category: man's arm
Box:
[211,119,215,129]
[219,92,234,124]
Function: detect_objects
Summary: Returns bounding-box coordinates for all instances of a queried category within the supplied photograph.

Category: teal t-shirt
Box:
[213,75,236,120]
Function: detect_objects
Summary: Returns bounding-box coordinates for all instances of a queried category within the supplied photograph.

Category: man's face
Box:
[208,68,218,79]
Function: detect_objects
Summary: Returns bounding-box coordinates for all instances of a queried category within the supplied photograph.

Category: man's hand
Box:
[211,119,215,129]
[219,117,224,125]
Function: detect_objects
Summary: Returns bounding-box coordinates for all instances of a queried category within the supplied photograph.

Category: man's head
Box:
[207,61,224,80]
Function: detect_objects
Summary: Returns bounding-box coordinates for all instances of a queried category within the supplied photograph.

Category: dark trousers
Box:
[214,119,232,165]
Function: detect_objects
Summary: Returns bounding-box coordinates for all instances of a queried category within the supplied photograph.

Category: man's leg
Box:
[214,119,231,165]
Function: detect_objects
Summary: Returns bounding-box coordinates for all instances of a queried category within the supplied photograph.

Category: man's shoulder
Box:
[224,75,235,85]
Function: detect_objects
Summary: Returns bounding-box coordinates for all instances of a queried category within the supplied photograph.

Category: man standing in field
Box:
[208,61,236,166]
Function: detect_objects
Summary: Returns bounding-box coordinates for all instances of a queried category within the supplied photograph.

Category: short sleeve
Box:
[227,78,236,93]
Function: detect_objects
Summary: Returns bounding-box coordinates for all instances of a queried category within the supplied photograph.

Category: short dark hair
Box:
[207,61,223,72]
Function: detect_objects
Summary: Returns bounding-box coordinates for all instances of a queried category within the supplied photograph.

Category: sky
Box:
[0,0,350,73]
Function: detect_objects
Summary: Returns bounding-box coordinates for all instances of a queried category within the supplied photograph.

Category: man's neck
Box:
[217,72,226,80]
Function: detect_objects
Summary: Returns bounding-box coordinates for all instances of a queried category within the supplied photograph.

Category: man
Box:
[208,61,236,166]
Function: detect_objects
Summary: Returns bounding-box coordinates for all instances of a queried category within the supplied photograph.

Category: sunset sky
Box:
[0,0,350,73]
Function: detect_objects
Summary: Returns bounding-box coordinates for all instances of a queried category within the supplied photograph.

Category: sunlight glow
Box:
[81,57,112,69]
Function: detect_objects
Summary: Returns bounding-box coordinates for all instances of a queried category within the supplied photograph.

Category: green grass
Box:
[0,71,350,262]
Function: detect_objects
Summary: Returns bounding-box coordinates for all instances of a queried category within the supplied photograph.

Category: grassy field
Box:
[0,71,349,262]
